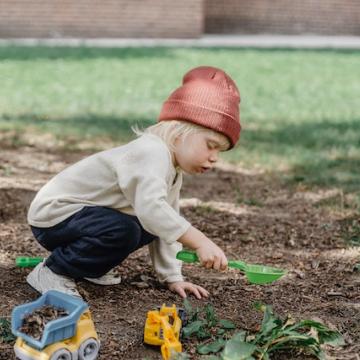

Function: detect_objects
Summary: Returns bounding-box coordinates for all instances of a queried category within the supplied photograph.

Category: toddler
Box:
[26,66,241,299]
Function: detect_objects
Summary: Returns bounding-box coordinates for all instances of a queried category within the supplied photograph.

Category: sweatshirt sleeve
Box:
[114,140,191,244]
[149,239,184,283]
[149,184,184,283]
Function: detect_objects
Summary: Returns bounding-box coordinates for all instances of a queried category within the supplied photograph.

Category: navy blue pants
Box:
[31,206,157,279]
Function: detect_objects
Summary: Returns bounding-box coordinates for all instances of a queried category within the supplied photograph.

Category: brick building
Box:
[0,0,359,38]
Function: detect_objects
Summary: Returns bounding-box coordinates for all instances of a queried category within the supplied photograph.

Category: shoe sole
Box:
[84,277,121,285]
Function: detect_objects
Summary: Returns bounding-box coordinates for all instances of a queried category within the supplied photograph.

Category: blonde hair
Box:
[132,120,230,151]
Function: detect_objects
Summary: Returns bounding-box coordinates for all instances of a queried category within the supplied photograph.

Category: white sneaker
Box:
[26,261,81,298]
[84,269,121,285]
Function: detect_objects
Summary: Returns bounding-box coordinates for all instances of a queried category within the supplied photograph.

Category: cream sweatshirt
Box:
[27,133,191,283]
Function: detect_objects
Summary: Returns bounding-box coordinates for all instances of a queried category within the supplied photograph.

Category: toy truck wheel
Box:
[49,348,72,360]
[78,338,100,360]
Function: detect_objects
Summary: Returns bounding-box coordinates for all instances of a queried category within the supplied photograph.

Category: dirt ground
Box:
[0,142,359,360]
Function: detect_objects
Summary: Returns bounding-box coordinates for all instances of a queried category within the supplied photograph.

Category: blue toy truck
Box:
[11,290,100,360]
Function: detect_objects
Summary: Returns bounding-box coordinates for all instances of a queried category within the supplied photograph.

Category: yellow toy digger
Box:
[144,304,186,360]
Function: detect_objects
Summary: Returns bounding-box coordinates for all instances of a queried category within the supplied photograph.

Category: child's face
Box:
[173,132,223,174]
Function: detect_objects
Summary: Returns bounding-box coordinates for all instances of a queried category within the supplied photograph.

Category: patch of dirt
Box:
[0,146,359,360]
[0,188,35,222]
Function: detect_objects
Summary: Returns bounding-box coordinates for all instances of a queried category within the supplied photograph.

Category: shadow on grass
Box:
[289,157,360,193]
[229,118,360,193]
[0,113,155,141]
[1,113,359,194]
[245,118,360,149]
[0,45,358,61]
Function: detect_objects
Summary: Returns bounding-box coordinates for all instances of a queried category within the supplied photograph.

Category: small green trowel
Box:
[176,250,286,285]
[15,256,43,267]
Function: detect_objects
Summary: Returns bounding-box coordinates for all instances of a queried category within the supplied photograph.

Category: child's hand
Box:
[167,281,209,299]
[195,241,228,271]
[178,226,228,271]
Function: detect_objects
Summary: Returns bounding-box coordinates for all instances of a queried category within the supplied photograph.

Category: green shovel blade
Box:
[176,251,286,285]
[228,260,286,284]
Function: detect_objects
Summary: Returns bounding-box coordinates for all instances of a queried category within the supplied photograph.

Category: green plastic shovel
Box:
[15,256,44,267]
[176,250,286,285]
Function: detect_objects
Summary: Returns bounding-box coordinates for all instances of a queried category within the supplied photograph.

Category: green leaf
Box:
[260,305,282,335]
[205,304,218,327]
[286,319,324,332]
[197,339,226,355]
[253,301,264,311]
[183,298,192,315]
[311,348,326,360]
[322,333,345,347]
[197,327,212,340]
[231,331,247,342]
[219,319,236,329]
[253,304,282,344]
[171,352,191,360]
[222,341,257,360]
[182,299,200,322]
[182,320,205,338]
[286,320,344,346]
[269,334,318,351]
[310,323,344,346]
[0,318,16,343]
[217,328,226,336]
[222,332,257,360]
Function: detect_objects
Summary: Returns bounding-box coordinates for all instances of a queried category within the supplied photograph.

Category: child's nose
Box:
[209,152,218,163]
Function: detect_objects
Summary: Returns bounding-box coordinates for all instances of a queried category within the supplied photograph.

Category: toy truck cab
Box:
[11,290,100,360]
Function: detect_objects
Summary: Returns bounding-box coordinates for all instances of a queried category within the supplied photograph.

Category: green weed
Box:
[181,301,343,359]
[181,299,235,355]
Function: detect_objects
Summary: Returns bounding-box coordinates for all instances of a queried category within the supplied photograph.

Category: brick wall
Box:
[1,1,359,38]
[0,0,204,38]
[206,0,360,35]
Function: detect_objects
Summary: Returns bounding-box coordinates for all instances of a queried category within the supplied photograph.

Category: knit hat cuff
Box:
[159,100,241,148]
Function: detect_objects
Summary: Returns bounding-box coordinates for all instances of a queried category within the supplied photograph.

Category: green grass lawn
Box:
[0,46,359,205]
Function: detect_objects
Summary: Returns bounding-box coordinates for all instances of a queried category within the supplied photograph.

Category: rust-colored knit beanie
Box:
[158,66,241,148]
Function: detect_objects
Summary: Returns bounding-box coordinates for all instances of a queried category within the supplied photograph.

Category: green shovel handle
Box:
[15,256,44,267]
[176,250,199,263]
[228,260,247,271]
[176,250,248,272]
